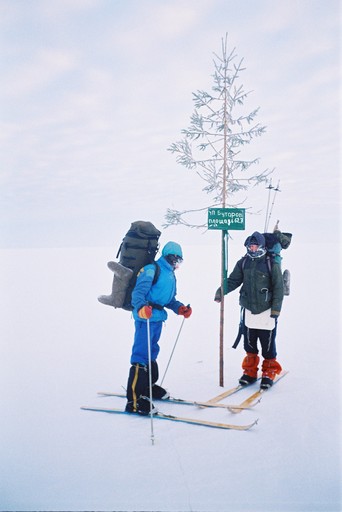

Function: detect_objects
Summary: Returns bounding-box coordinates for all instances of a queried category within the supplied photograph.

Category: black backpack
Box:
[98,221,161,311]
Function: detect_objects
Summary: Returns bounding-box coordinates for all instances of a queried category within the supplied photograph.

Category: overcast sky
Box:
[1,0,340,248]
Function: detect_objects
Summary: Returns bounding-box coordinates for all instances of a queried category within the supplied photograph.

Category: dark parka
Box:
[224,255,284,316]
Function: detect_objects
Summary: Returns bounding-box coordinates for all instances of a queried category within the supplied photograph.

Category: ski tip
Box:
[239,418,259,430]
[245,418,259,430]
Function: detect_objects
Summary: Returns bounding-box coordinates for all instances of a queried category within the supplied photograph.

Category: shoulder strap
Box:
[147,262,163,311]
[266,255,273,274]
[232,307,245,349]
[152,262,160,285]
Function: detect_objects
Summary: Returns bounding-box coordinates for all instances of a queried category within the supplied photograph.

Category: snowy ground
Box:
[0,241,341,512]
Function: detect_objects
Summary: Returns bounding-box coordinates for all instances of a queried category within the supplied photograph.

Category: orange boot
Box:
[239,353,260,385]
[261,358,282,389]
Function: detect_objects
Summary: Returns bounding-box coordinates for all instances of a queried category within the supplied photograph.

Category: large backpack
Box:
[263,231,292,263]
[98,221,161,311]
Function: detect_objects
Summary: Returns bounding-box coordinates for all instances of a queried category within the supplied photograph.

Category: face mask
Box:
[247,246,266,259]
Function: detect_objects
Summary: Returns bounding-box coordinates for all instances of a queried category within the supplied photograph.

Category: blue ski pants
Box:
[130,320,163,365]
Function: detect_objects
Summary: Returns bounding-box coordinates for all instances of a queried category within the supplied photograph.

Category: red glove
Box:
[178,305,192,318]
[138,305,153,319]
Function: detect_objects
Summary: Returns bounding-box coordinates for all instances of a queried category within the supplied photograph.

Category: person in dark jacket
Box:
[126,241,192,415]
[215,231,284,389]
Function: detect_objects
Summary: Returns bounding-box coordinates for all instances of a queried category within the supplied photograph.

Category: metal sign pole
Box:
[209,208,245,387]
[219,230,229,387]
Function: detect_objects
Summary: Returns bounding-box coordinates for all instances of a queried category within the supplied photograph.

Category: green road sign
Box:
[208,208,245,230]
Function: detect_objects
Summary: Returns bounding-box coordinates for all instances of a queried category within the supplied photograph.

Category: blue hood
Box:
[244,231,265,247]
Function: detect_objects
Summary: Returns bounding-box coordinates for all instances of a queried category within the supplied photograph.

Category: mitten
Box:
[138,305,153,319]
[178,305,192,318]
[214,287,222,303]
[270,310,280,319]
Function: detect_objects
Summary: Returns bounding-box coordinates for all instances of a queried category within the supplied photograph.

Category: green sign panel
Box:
[208,208,245,230]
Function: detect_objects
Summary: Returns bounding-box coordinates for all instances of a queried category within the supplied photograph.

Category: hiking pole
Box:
[146,318,155,446]
[265,181,281,232]
[160,309,188,386]
[264,181,274,232]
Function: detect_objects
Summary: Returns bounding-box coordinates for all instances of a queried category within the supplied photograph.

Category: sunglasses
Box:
[166,254,183,266]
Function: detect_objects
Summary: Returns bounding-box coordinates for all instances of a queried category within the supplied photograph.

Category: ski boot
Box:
[260,358,282,389]
[125,396,157,415]
[149,361,170,400]
[151,384,170,400]
[239,353,260,385]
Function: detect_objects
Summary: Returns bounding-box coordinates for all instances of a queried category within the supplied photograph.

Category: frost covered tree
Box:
[166,35,272,386]
[166,34,271,227]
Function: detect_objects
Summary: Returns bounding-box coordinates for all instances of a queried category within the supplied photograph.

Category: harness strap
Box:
[232,307,245,349]
[148,302,164,311]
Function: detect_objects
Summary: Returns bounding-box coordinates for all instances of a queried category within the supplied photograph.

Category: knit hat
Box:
[162,241,183,259]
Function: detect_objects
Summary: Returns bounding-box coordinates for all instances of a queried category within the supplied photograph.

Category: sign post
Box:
[208,208,245,386]
[208,207,245,231]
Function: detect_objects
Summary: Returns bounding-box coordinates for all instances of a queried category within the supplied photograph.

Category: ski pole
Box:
[160,309,188,386]
[264,181,274,232]
[146,318,155,445]
[265,181,281,232]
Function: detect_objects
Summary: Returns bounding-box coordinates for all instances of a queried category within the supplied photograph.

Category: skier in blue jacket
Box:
[125,241,192,415]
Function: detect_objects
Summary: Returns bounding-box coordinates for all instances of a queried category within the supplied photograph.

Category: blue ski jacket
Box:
[131,256,183,322]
